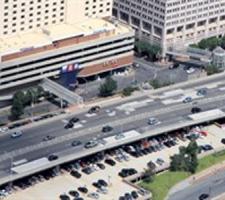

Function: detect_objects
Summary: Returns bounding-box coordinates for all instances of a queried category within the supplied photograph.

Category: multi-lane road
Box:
[1,73,225,185]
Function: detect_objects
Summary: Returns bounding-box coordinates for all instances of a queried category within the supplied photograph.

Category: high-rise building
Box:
[0,0,113,37]
[113,0,225,55]
[0,0,134,90]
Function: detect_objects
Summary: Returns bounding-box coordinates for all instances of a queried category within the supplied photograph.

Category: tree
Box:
[122,86,136,96]
[11,93,25,120]
[205,64,221,75]
[149,79,161,89]
[99,77,117,97]
[170,141,199,174]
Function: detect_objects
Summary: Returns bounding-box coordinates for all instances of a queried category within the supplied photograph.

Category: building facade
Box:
[113,0,225,55]
[0,0,134,90]
[0,0,113,37]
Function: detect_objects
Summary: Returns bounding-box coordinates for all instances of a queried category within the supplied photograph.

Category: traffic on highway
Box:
[1,75,225,199]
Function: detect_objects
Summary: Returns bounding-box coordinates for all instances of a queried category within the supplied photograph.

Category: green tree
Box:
[149,79,161,89]
[11,92,25,120]
[205,64,221,75]
[170,141,199,174]
[122,86,136,96]
[99,77,117,97]
[36,86,44,98]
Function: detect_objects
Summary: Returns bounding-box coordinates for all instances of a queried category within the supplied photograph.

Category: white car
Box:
[148,117,161,125]
[87,192,99,199]
[186,67,195,74]
[0,127,8,133]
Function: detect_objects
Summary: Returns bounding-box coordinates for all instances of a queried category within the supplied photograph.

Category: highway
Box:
[1,74,225,185]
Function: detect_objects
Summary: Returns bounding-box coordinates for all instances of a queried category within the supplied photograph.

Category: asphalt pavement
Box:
[167,167,225,200]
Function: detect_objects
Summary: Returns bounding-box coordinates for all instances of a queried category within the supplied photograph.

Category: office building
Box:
[113,0,225,56]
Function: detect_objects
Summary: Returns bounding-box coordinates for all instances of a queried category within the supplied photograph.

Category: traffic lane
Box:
[168,168,225,200]
[0,92,222,156]
[1,92,225,167]
[0,106,192,172]
[0,99,165,153]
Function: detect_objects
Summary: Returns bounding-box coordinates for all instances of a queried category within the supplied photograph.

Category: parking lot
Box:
[2,123,225,200]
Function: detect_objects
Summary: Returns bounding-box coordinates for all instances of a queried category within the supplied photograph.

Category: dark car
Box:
[69,117,79,124]
[69,190,79,197]
[70,170,81,178]
[64,122,74,129]
[102,125,113,133]
[197,89,207,96]
[96,163,105,170]
[191,107,202,114]
[131,191,139,199]
[43,135,55,141]
[59,194,70,200]
[98,179,108,187]
[88,106,100,114]
[105,159,116,166]
[221,138,225,144]
[124,193,132,200]
[71,140,82,147]
[48,154,58,161]
[203,144,213,151]
[92,182,102,189]
[199,193,209,200]
[78,187,88,194]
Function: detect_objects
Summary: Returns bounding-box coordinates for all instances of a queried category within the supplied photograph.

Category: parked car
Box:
[59,194,70,200]
[71,140,82,147]
[78,187,88,194]
[131,191,139,199]
[98,179,108,187]
[87,192,99,199]
[48,154,58,161]
[88,106,100,114]
[96,163,105,170]
[96,187,108,194]
[84,140,98,148]
[69,190,79,198]
[102,125,113,133]
[11,130,23,138]
[191,107,202,114]
[105,158,116,166]
[183,97,192,103]
[156,158,165,166]
[70,170,81,178]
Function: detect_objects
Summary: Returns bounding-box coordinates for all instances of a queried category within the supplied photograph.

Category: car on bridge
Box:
[199,193,210,200]
[84,140,98,148]
[191,107,202,114]
[148,117,161,125]
[183,97,192,103]
[102,125,113,133]
[88,106,100,114]
[11,130,23,138]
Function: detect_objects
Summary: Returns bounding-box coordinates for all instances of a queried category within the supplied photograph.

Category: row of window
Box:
[3,18,64,35]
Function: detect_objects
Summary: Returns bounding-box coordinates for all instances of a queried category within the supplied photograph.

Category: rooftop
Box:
[0,18,132,60]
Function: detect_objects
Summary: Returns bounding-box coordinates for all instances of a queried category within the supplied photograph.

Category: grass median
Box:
[140,150,225,200]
